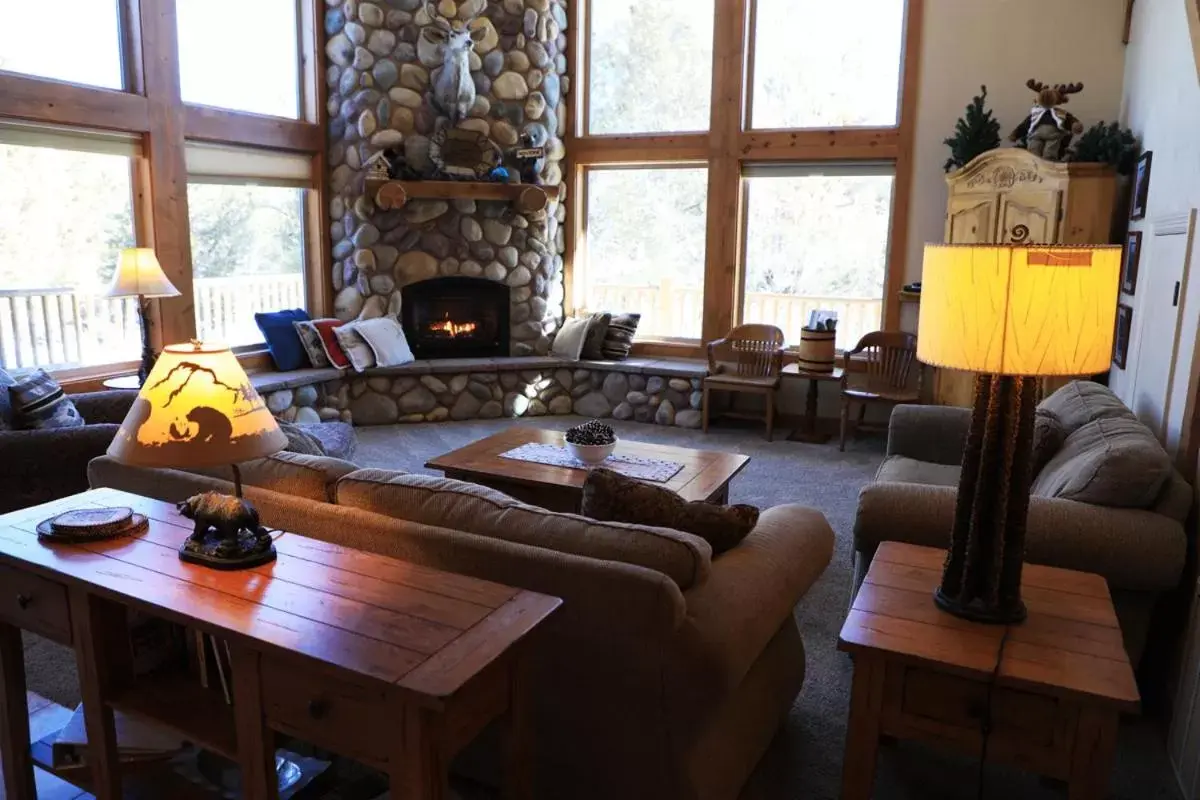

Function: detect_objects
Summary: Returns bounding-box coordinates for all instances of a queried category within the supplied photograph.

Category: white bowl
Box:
[566,439,616,465]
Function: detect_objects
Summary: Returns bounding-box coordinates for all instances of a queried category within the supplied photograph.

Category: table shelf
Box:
[109,669,238,760]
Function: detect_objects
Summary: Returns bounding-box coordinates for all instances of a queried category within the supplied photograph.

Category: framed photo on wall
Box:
[1122,231,1143,294]
[1131,151,1153,221]
[1113,303,1134,369]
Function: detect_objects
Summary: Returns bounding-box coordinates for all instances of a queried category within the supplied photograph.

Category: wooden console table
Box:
[0,488,560,799]
[839,543,1139,799]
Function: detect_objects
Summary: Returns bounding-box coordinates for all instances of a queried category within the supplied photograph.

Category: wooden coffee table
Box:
[839,543,1139,800]
[425,426,750,513]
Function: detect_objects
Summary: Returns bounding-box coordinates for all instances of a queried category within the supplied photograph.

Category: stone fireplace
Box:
[401,276,510,358]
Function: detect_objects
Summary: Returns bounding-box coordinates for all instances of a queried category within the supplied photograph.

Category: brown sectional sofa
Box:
[88,451,834,800]
[854,381,1192,665]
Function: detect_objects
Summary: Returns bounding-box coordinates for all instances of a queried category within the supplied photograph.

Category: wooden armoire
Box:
[934,148,1120,406]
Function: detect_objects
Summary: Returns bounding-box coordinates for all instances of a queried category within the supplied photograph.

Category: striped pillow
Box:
[9,370,84,430]
[600,312,641,360]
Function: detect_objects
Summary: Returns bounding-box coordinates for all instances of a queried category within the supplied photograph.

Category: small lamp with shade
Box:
[104,247,181,385]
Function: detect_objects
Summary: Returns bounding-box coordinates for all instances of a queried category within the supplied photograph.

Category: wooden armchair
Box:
[840,331,921,451]
[702,324,786,440]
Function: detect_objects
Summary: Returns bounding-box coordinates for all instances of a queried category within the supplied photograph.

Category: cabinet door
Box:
[997,191,1062,244]
[945,195,997,243]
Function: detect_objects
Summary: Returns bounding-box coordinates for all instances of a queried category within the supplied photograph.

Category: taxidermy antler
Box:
[422,1,489,123]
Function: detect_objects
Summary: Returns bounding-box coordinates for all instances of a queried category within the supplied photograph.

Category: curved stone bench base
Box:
[254,357,708,430]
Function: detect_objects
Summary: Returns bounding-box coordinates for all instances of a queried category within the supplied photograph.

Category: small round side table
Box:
[101,375,142,390]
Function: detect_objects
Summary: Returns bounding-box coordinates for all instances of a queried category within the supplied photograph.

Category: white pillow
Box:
[551,316,591,361]
[355,317,415,368]
[333,323,377,372]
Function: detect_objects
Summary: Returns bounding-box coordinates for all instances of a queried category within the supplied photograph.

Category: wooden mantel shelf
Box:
[365,178,560,213]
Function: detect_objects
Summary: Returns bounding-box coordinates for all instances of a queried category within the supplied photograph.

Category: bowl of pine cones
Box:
[564,419,617,465]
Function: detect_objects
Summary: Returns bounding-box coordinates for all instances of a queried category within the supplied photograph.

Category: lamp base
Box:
[933,587,1027,625]
[179,525,276,570]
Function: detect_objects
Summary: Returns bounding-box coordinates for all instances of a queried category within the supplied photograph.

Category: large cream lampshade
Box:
[107,341,286,469]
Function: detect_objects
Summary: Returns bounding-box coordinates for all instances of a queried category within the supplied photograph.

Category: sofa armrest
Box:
[677,505,834,690]
[853,481,1187,592]
[887,404,971,465]
[72,391,137,424]
[0,426,120,513]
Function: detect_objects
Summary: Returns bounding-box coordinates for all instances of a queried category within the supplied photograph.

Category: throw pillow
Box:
[355,317,415,368]
[255,309,311,371]
[277,420,327,456]
[581,467,759,555]
[580,312,612,360]
[551,316,591,361]
[313,319,351,369]
[333,323,377,372]
[9,369,84,430]
[1031,408,1066,477]
[0,367,15,431]
[292,320,331,368]
[600,312,641,360]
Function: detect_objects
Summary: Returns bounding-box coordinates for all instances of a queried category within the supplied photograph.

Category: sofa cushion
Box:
[0,367,14,430]
[1038,381,1135,435]
[187,451,358,503]
[1032,408,1067,476]
[335,470,712,589]
[9,369,84,430]
[255,308,311,371]
[581,467,758,555]
[1031,417,1172,508]
[875,455,961,488]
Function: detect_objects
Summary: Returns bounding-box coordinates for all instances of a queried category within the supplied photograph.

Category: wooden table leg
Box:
[1067,706,1119,800]
[393,704,447,800]
[841,654,886,800]
[0,622,35,800]
[504,653,532,800]
[229,646,279,800]
[69,589,124,800]
[788,378,833,444]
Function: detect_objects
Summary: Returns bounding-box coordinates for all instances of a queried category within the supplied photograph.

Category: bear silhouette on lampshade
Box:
[107,341,287,569]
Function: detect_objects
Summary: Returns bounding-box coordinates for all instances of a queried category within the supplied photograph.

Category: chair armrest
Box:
[854,481,1188,592]
[0,426,120,513]
[677,505,834,690]
[71,391,137,424]
[887,404,971,464]
[706,338,728,373]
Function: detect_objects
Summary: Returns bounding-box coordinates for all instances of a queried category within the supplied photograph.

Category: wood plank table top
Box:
[424,425,751,503]
[0,488,561,706]
[839,542,1139,712]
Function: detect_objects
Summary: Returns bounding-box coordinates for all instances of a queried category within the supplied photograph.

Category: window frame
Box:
[0,0,328,387]
[569,0,924,356]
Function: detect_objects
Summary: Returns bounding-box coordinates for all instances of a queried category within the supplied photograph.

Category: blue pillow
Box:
[255,309,312,371]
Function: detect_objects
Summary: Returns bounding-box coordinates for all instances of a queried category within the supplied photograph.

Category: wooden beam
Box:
[562,0,581,317]
[183,105,322,152]
[304,0,332,317]
[882,0,924,331]
[738,128,900,162]
[700,0,751,343]
[135,0,196,347]
[0,71,150,133]
[571,133,709,165]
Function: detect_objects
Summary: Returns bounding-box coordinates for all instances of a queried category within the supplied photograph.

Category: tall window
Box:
[587,0,715,134]
[750,0,904,129]
[742,166,894,349]
[0,136,138,370]
[0,0,124,90]
[580,167,708,341]
[177,0,301,118]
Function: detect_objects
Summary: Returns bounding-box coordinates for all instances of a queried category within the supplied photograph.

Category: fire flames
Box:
[428,314,478,338]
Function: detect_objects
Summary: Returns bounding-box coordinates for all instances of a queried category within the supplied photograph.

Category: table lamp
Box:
[106,341,288,569]
[918,244,1121,623]
[104,248,182,385]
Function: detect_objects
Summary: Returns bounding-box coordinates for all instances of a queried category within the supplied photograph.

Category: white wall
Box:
[903,0,1129,333]
[1108,0,1200,461]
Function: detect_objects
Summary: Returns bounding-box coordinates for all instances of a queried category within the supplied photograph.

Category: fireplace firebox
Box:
[401,276,510,359]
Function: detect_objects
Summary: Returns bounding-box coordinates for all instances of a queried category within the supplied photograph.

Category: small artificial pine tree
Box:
[943,85,1002,172]
[1071,121,1140,174]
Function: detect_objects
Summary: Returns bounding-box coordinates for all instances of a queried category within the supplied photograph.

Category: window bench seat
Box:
[252,356,710,428]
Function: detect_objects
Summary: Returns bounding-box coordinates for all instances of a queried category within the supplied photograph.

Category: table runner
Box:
[499,442,684,483]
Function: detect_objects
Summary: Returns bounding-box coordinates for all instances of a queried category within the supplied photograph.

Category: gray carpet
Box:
[23,416,1181,799]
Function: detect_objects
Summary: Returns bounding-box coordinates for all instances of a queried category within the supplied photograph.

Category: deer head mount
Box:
[422,1,489,123]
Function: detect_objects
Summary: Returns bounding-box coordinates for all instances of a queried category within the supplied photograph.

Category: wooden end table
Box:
[0,488,560,800]
[425,426,750,513]
[781,363,843,444]
[839,542,1139,800]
